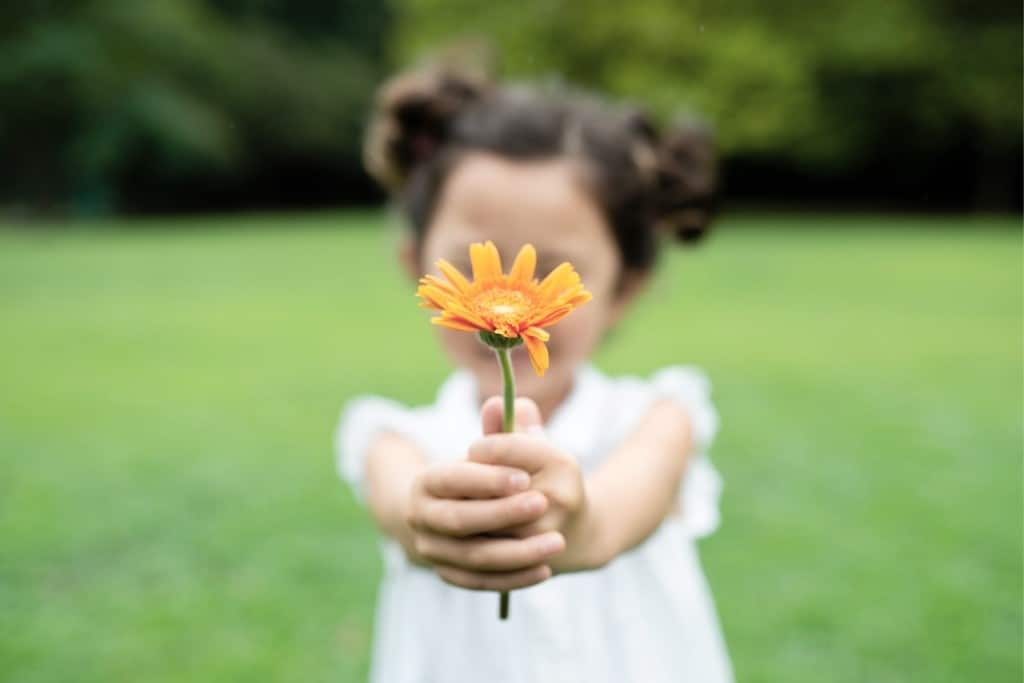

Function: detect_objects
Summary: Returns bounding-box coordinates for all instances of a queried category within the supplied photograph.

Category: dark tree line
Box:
[2,0,1020,216]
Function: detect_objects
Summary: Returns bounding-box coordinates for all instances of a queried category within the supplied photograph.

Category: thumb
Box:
[481,396,546,436]
[512,397,544,435]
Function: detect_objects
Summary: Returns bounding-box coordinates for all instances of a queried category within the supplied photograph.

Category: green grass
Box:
[1,212,1020,682]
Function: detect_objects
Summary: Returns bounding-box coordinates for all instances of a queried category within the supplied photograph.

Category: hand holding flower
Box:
[403,454,566,592]
[472,396,596,574]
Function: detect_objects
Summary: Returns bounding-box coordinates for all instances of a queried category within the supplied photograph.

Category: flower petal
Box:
[522,334,549,376]
[416,283,455,310]
[471,241,503,282]
[509,244,537,283]
[445,300,491,329]
[419,276,460,301]
[537,263,580,300]
[529,304,576,329]
[437,259,471,293]
[431,316,480,332]
[524,326,550,342]
[564,290,593,307]
[494,322,520,338]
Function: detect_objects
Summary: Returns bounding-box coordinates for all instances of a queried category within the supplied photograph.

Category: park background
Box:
[2,1,1021,681]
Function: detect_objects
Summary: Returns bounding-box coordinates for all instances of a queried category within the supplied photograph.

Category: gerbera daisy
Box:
[416,241,592,377]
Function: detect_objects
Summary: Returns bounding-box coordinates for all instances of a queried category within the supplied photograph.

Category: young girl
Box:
[337,65,732,682]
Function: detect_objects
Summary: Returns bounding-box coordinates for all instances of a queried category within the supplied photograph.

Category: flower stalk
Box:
[496,347,515,434]
[494,345,516,619]
[480,332,522,619]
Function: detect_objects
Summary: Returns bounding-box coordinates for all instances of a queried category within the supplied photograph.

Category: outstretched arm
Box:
[579,399,692,567]
[363,432,427,559]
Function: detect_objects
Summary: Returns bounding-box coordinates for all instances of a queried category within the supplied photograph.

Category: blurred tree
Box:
[392,0,1022,210]
[0,0,391,214]
[1,0,1018,214]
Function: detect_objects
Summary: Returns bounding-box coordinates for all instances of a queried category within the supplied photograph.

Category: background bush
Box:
[2,0,1020,215]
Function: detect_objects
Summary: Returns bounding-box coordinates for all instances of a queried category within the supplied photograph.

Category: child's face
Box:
[411,153,643,414]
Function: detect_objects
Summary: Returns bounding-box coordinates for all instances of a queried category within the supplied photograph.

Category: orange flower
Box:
[416,241,592,376]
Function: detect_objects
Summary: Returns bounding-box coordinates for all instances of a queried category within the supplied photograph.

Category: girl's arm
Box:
[468,398,693,573]
[363,432,428,560]
[575,399,692,569]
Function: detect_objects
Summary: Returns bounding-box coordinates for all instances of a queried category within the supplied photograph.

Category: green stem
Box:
[495,347,515,620]
[496,347,516,433]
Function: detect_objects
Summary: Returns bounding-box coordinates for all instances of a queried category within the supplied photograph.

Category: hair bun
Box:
[652,121,718,243]
[364,67,491,191]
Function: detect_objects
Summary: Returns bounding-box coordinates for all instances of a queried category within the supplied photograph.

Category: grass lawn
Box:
[1,211,1020,682]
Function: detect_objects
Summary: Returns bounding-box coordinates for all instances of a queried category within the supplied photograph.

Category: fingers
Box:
[481,396,545,436]
[487,517,558,539]
[467,432,556,473]
[410,490,548,537]
[415,529,565,572]
[512,397,544,433]
[481,396,504,436]
[420,461,530,499]
[435,563,552,592]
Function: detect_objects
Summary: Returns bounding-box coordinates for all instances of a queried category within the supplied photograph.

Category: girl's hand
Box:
[403,456,566,591]
[469,397,595,574]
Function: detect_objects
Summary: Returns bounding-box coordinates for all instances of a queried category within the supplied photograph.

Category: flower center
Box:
[474,288,532,323]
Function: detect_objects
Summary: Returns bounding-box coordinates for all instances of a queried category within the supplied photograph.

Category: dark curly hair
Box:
[364,65,719,274]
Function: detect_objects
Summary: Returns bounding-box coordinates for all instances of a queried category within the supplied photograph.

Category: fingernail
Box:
[539,534,564,554]
[527,425,545,437]
[509,471,530,490]
[523,493,545,513]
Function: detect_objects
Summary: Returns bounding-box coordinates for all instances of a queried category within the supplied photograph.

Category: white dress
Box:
[336,363,733,683]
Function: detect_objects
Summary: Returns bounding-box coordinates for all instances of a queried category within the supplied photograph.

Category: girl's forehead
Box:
[425,154,617,269]
[424,221,618,283]
[430,223,583,262]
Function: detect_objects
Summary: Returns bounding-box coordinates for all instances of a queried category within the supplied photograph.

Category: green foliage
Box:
[392,0,1022,168]
[0,0,390,213]
[0,213,1020,681]
[0,2,1019,212]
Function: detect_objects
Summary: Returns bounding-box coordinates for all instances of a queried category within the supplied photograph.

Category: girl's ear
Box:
[397,236,421,281]
[607,269,650,326]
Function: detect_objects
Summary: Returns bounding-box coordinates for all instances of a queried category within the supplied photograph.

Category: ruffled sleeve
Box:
[334,396,418,505]
[649,367,724,539]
